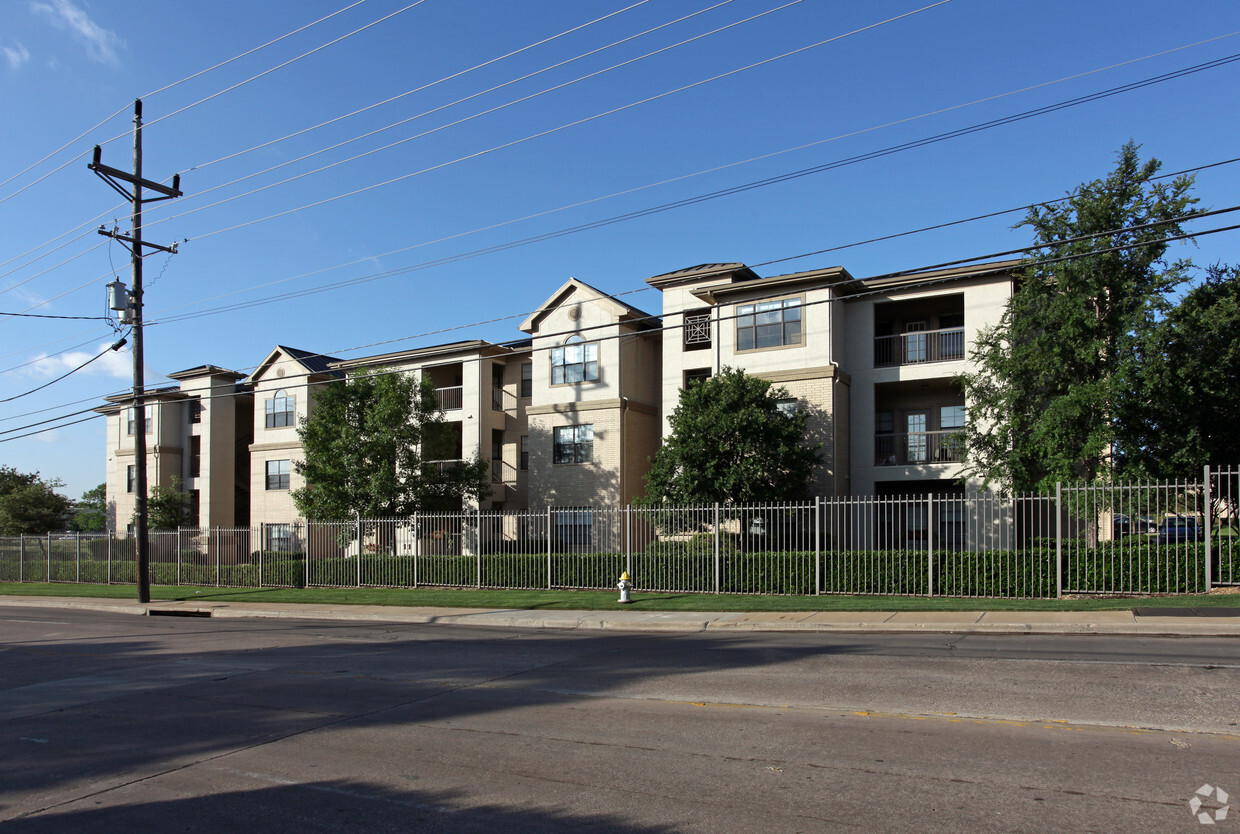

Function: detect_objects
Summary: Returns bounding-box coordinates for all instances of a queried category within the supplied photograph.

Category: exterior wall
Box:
[527,403,623,508]
[103,397,185,532]
[249,351,318,524]
[845,277,1012,496]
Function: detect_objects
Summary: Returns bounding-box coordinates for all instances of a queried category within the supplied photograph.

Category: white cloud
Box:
[26,342,132,380]
[33,429,62,444]
[4,43,31,69]
[31,0,124,66]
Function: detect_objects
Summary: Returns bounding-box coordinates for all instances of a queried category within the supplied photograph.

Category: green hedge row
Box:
[3,544,1235,598]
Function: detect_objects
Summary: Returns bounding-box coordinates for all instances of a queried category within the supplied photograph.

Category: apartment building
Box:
[96,260,1015,530]
[95,365,252,532]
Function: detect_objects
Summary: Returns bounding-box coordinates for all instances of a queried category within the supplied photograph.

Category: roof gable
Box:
[519,277,655,334]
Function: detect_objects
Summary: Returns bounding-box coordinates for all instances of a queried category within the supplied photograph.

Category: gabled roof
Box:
[248,345,344,384]
[519,277,657,334]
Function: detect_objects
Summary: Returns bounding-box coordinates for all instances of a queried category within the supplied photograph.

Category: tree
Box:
[147,477,194,530]
[960,143,1198,492]
[0,466,71,534]
[1121,263,1240,477]
[70,483,108,532]
[641,367,820,504]
[293,369,491,520]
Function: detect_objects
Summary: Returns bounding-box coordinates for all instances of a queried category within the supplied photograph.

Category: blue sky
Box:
[3,0,1240,503]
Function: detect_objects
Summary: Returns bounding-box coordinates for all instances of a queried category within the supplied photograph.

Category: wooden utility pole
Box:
[89,99,183,603]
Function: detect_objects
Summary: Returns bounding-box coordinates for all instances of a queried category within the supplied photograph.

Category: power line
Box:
[0,0,373,203]
[156,0,793,221]
[5,29,1234,314]
[0,333,128,404]
[180,1,956,243]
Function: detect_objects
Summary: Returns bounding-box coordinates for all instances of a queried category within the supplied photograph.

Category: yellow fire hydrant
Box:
[617,571,633,604]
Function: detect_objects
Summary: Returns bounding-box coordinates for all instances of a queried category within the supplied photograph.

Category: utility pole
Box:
[90,99,183,603]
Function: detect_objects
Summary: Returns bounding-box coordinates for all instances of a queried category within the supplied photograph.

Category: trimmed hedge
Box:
[2,541,1236,598]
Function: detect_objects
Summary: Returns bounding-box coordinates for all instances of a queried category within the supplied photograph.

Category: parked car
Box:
[1158,517,1203,544]
[1112,514,1156,537]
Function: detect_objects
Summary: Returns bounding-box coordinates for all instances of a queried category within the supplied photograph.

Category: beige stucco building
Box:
[96,260,1015,531]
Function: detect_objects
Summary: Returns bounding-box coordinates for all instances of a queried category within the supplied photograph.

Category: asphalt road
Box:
[1,606,1237,832]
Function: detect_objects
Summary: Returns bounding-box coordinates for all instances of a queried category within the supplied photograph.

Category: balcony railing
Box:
[491,460,517,485]
[874,327,965,368]
[492,388,515,412]
[875,431,965,466]
[435,386,463,411]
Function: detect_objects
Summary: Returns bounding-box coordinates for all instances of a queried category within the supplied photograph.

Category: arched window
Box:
[550,335,598,384]
[265,389,295,428]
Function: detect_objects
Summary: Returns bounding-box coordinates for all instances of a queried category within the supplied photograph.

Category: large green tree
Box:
[294,369,491,520]
[70,483,108,532]
[0,466,71,534]
[961,143,1198,492]
[1121,263,1240,477]
[147,477,195,530]
[642,367,820,504]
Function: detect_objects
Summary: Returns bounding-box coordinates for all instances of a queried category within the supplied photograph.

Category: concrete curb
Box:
[4,595,1240,636]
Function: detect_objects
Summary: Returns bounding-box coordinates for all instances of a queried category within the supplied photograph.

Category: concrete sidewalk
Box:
[4,594,1240,635]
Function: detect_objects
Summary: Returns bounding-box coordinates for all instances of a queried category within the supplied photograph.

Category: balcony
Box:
[491,388,515,412]
[875,431,964,466]
[435,386,463,411]
[874,327,965,368]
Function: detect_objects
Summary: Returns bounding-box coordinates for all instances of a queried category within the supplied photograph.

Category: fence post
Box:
[814,496,822,596]
[476,507,483,589]
[927,494,935,597]
[412,512,420,588]
[19,534,24,582]
[1055,482,1063,599]
[258,523,265,588]
[107,530,112,585]
[215,527,220,587]
[176,527,183,586]
[625,505,632,577]
[46,532,51,583]
[75,532,81,584]
[1204,464,1213,593]
[713,502,721,594]
[546,506,553,590]
[355,512,362,588]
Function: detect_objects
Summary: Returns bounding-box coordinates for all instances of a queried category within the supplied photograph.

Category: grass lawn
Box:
[1,581,1237,612]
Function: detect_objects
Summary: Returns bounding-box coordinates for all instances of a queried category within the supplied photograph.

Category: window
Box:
[683,310,712,351]
[520,435,529,470]
[126,465,136,493]
[265,390,295,428]
[266,523,292,553]
[266,459,290,490]
[520,363,532,398]
[553,424,593,464]
[906,412,928,463]
[940,405,966,430]
[189,490,200,526]
[904,321,928,363]
[127,405,152,435]
[550,340,598,384]
[188,398,202,424]
[776,398,799,418]
[737,297,802,351]
[554,508,594,547]
[684,368,711,389]
[188,436,201,478]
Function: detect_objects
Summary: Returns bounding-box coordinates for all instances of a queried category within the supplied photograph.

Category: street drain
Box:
[147,608,212,618]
